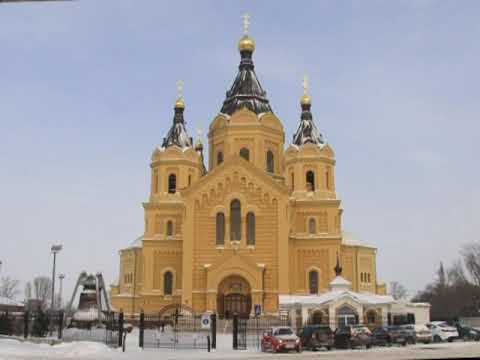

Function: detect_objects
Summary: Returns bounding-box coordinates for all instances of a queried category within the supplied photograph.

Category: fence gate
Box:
[104,311,123,348]
[140,308,210,351]
[232,315,247,350]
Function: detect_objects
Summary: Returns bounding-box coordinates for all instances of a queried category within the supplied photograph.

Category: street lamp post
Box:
[50,245,62,310]
[58,273,65,309]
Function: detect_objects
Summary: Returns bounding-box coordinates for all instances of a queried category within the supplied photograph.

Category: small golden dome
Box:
[301,94,312,105]
[175,97,185,109]
[238,34,255,52]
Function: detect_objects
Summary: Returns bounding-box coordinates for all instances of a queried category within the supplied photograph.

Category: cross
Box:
[242,13,250,35]
[302,75,309,96]
[196,128,204,140]
[176,80,184,99]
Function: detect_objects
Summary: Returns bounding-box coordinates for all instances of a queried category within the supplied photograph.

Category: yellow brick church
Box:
[111,21,387,318]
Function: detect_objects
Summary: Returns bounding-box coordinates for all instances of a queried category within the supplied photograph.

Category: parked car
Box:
[371,326,408,346]
[334,326,373,349]
[400,324,432,344]
[454,322,480,341]
[426,322,459,343]
[298,325,334,351]
[261,327,302,353]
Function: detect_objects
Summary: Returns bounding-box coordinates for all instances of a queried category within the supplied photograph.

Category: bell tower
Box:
[208,14,285,179]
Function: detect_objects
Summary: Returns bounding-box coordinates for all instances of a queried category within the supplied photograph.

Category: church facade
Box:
[111,25,387,318]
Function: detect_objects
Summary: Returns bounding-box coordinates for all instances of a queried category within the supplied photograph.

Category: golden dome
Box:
[238,34,255,52]
[175,97,185,109]
[301,94,312,105]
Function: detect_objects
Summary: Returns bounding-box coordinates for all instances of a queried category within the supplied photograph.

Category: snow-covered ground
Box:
[2,331,480,360]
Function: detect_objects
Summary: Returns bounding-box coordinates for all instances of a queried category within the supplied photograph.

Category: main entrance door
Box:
[224,293,251,319]
[217,275,252,319]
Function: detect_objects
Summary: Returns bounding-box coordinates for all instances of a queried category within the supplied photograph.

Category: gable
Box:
[181,155,289,209]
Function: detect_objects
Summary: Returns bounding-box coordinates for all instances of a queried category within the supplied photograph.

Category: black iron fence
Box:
[139,309,211,351]
[63,310,124,348]
[0,309,64,339]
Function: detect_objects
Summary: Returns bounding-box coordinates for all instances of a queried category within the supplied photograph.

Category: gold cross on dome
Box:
[176,80,184,99]
[302,75,309,96]
[242,13,251,35]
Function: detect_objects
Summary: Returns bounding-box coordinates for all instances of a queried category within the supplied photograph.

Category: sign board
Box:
[254,304,262,317]
[201,313,211,329]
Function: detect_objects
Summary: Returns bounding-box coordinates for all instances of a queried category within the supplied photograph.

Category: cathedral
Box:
[111,19,389,320]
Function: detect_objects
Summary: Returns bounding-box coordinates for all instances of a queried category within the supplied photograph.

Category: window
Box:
[367,273,371,283]
[308,218,316,234]
[166,221,173,237]
[188,175,191,186]
[153,169,159,193]
[168,174,176,194]
[164,271,173,295]
[361,272,364,283]
[217,151,224,165]
[266,151,274,173]
[309,270,319,294]
[291,172,294,191]
[239,147,250,161]
[306,171,315,191]
[246,212,255,246]
[230,199,241,240]
[366,310,377,324]
[325,168,330,190]
[216,213,225,245]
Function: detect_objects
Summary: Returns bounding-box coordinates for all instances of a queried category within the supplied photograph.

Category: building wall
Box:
[111,109,382,315]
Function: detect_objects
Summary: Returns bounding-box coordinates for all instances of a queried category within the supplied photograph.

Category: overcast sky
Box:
[1,1,479,302]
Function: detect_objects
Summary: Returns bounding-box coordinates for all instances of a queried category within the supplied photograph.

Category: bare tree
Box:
[0,276,20,299]
[24,281,32,301]
[33,276,52,309]
[461,242,480,286]
[389,281,408,300]
[448,260,468,285]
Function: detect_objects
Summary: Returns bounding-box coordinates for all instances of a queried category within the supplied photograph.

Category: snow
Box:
[279,290,395,308]
[72,308,104,322]
[0,338,112,360]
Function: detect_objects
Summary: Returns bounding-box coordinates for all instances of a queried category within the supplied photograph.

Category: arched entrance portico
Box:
[217,275,252,319]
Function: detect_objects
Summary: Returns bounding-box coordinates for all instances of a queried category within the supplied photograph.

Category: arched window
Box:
[168,174,176,194]
[166,221,173,237]
[366,310,377,324]
[367,273,371,283]
[361,273,364,283]
[188,175,191,186]
[217,151,224,165]
[291,172,294,191]
[239,147,250,161]
[266,151,274,173]
[309,270,319,294]
[216,213,225,245]
[163,271,173,295]
[325,168,330,190]
[153,169,159,193]
[308,218,316,234]
[230,199,241,241]
[306,171,315,191]
[246,212,255,246]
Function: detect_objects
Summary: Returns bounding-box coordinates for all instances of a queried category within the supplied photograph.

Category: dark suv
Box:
[372,326,408,346]
[298,325,334,351]
[334,326,373,349]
